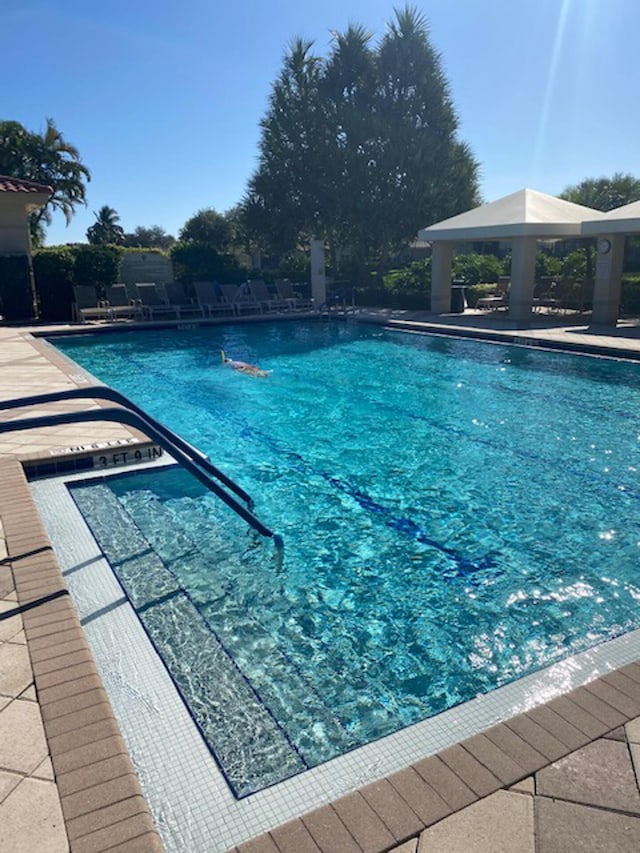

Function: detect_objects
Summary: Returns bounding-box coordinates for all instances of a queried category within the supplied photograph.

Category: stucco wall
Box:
[119,252,174,286]
[0,198,31,253]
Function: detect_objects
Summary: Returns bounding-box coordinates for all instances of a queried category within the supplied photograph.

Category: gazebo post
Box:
[508,236,537,325]
[430,241,453,313]
[591,233,625,326]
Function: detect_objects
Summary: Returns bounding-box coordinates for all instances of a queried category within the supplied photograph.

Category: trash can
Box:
[451,282,467,314]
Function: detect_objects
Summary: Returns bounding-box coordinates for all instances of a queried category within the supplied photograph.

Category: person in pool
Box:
[220,350,270,378]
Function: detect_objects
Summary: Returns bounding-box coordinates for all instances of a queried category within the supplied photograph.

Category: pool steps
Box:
[70,479,354,795]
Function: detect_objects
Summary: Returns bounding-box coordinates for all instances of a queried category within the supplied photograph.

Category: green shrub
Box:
[535,251,562,279]
[33,247,76,321]
[380,260,431,308]
[170,242,241,286]
[0,255,34,321]
[561,250,587,279]
[72,245,122,291]
[465,282,500,308]
[620,276,640,315]
[274,253,310,282]
[452,253,501,284]
[31,244,122,321]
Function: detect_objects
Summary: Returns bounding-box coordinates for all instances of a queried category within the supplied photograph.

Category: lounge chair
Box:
[220,283,263,316]
[134,283,179,320]
[72,286,110,323]
[165,282,204,319]
[476,279,509,312]
[247,279,290,312]
[193,281,235,317]
[104,284,143,320]
[274,280,314,311]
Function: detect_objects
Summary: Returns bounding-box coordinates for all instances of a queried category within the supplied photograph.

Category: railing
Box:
[0,387,282,547]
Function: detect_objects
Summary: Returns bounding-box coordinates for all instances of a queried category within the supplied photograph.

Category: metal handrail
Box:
[0,386,253,506]
[0,402,281,545]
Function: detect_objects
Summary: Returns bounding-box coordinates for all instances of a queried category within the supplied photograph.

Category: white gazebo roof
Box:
[418,188,606,242]
[582,200,640,235]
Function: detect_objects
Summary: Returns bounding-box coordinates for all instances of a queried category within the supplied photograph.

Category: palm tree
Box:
[0,117,91,242]
[86,206,125,245]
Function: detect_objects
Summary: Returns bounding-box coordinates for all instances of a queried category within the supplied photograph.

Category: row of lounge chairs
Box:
[72,280,314,323]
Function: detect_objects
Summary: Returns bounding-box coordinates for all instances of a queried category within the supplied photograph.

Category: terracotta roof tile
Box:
[0,175,53,195]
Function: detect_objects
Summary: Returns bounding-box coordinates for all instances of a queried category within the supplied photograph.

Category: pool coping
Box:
[3,314,640,852]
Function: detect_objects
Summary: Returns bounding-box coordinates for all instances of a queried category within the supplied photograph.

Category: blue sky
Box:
[2,0,638,245]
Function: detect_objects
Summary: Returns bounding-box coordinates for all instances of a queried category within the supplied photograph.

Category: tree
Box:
[86,206,125,245]
[241,6,479,279]
[122,225,175,250]
[179,208,231,250]
[558,173,640,280]
[559,173,640,211]
[0,118,90,242]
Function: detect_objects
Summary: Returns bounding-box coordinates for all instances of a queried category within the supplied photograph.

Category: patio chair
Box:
[193,281,235,317]
[104,284,143,320]
[134,283,179,320]
[532,279,561,314]
[220,283,263,316]
[274,280,314,311]
[165,282,205,319]
[72,286,110,322]
[475,279,509,312]
[247,279,290,312]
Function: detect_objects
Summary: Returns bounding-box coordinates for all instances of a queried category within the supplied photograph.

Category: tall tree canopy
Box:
[0,118,90,243]
[179,207,231,251]
[86,206,125,245]
[122,225,175,250]
[560,173,640,211]
[241,6,480,272]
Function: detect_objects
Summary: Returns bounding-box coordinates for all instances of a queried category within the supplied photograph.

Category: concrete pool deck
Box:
[2,311,640,852]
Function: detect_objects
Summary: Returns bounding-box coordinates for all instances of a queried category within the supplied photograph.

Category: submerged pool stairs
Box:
[71,479,353,795]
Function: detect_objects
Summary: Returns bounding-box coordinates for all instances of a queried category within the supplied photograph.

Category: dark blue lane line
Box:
[226,416,502,580]
[323,474,500,577]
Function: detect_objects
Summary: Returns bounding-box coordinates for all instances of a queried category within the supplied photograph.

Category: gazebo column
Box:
[591,233,625,326]
[430,241,453,313]
[508,236,537,325]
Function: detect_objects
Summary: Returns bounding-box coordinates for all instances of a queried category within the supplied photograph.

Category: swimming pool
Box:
[52,322,640,795]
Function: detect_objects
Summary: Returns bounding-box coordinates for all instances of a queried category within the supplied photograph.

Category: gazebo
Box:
[418,188,606,324]
[582,201,640,325]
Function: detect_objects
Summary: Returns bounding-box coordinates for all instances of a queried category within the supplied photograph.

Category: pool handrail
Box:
[0,400,281,544]
[0,385,254,506]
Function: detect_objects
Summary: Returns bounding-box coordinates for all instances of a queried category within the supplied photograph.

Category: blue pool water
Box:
[55,322,640,794]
